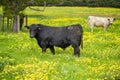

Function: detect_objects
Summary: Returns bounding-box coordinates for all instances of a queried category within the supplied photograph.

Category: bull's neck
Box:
[35,34,41,42]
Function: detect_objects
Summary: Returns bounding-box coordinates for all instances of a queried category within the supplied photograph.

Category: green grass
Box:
[0,7,120,80]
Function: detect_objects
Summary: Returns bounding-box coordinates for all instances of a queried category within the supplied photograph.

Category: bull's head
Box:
[108,18,115,24]
[25,24,41,38]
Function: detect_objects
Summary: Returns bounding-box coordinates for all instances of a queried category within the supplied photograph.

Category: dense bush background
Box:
[51,0,120,8]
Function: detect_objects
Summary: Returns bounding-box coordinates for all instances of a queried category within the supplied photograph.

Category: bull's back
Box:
[88,16,109,26]
[38,24,83,39]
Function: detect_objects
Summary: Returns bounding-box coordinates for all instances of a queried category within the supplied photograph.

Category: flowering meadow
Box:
[0,7,120,80]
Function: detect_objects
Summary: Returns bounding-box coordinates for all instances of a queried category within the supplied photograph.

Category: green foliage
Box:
[86,0,120,7]
[0,0,66,32]
[1,0,120,18]
[0,7,120,80]
[1,0,28,17]
[0,0,66,17]
[57,0,120,7]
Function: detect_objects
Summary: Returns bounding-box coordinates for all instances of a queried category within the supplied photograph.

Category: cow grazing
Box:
[88,16,115,32]
[26,24,83,57]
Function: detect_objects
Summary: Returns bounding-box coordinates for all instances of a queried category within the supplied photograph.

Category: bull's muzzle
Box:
[30,32,36,38]
[30,35,35,38]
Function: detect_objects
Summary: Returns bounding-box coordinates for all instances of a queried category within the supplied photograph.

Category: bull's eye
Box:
[38,28,41,30]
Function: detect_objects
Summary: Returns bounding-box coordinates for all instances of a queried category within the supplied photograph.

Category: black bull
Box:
[26,24,83,57]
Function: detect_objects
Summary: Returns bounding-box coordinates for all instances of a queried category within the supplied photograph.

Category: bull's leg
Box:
[90,26,94,32]
[42,47,46,53]
[104,27,106,32]
[49,46,55,55]
[37,42,46,53]
[104,26,108,32]
[75,47,80,57]
[40,41,47,53]
[90,24,94,32]
[71,43,80,57]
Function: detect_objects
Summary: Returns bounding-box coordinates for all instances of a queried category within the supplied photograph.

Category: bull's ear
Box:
[108,18,110,21]
[114,18,116,20]
[25,26,29,29]
[37,27,41,31]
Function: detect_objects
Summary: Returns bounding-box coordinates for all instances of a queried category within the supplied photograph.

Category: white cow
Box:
[88,16,115,32]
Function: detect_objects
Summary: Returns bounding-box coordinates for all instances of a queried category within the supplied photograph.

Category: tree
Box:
[0,0,66,32]
[1,0,29,32]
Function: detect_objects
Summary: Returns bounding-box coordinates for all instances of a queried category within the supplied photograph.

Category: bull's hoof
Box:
[74,54,80,57]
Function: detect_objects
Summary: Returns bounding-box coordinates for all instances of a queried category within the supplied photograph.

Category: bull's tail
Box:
[81,33,83,49]
[78,24,83,49]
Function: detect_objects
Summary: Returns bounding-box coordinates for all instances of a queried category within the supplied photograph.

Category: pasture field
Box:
[0,7,120,80]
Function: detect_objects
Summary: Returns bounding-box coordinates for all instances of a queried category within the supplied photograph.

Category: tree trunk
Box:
[25,15,28,31]
[26,15,28,26]
[2,16,4,31]
[12,15,20,33]
[10,18,13,30]
[20,16,25,30]
[7,17,9,31]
